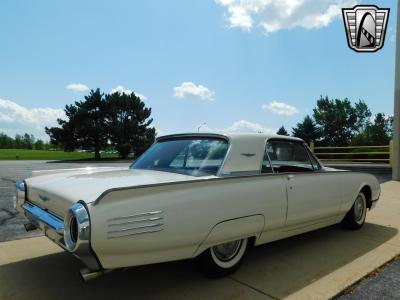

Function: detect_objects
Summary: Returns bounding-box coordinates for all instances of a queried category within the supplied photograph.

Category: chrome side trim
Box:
[108,223,163,234]
[93,170,361,205]
[108,228,163,239]
[108,210,162,221]
[108,216,163,226]
[107,210,164,239]
[22,202,64,233]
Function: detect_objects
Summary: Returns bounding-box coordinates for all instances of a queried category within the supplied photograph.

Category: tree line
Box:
[45,89,155,159]
[276,96,393,146]
[0,132,49,150]
[1,94,392,157]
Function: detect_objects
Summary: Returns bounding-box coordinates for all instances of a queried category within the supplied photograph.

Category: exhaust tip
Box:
[24,222,37,232]
[80,268,107,283]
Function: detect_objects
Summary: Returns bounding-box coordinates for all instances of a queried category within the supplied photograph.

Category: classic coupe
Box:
[15,133,380,281]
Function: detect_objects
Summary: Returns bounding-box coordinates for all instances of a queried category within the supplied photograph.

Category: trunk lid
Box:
[25,167,209,218]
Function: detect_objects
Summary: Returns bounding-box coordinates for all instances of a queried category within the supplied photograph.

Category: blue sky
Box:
[0,0,397,140]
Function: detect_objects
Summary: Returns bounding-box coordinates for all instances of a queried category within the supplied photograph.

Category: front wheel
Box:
[198,238,248,278]
[342,192,367,230]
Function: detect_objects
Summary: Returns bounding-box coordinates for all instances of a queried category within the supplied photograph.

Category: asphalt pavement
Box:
[337,257,400,299]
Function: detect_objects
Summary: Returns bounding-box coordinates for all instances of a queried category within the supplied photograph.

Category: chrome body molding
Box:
[107,210,164,239]
[108,216,163,226]
[22,202,64,234]
[108,210,163,221]
[108,228,163,239]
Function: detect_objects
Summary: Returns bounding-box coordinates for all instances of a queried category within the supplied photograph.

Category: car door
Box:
[266,140,342,227]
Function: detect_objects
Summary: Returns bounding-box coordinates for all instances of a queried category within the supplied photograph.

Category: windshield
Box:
[130,138,229,176]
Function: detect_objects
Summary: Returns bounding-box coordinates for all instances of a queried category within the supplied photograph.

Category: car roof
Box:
[157,132,304,143]
[156,133,305,175]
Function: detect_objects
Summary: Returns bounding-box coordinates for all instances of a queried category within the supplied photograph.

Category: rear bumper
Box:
[23,202,66,248]
[21,201,101,271]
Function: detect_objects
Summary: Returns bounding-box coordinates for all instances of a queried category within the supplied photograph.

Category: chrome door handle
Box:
[287,174,295,180]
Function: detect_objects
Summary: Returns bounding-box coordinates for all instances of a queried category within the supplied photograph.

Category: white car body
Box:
[15,133,380,280]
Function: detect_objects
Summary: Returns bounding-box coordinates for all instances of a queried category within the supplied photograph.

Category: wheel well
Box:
[360,185,372,208]
[248,236,257,247]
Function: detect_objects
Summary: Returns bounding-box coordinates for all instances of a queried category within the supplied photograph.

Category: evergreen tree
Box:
[276,126,289,136]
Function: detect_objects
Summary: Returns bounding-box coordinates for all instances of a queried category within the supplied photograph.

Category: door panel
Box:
[285,172,342,227]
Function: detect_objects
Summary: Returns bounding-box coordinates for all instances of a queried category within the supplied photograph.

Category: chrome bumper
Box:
[22,202,66,248]
[22,201,101,271]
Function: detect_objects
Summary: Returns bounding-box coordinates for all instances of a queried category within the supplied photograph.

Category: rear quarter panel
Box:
[89,175,287,269]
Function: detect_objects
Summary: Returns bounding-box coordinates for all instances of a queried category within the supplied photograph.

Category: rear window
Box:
[131,138,229,176]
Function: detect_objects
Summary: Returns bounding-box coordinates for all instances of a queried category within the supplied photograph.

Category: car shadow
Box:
[0,223,397,300]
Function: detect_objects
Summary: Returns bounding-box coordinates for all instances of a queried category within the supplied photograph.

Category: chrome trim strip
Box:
[156,133,229,143]
[22,202,64,233]
[108,210,162,221]
[93,170,361,205]
[108,228,163,239]
[108,216,163,226]
[107,223,163,234]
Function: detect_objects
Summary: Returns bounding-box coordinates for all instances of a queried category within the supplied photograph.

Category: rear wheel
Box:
[198,238,248,278]
[342,192,367,230]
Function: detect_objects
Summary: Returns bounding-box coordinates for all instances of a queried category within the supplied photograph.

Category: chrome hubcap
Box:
[212,240,242,261]
[354,195,365,222]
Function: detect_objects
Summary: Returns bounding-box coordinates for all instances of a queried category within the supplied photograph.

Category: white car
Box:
[15,133,380,281]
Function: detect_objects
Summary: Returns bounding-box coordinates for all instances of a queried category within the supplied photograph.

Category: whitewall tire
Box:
[198,238,248,277]
[342,192,367,230]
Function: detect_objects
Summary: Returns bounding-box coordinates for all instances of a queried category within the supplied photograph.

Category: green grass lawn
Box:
[0,149,123,160]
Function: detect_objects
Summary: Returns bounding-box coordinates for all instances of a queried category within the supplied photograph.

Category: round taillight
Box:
[69,215,78,243]
[64,202,90,252]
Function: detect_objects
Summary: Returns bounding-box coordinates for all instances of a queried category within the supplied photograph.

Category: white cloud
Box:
[110,86,147,100]
[216,0,357,33]
[0,98,66,140]
[173,82,215,101]
[262,100,299,116]
[201,120,275,134]
[154,127,163,137]
[66,83,89,92]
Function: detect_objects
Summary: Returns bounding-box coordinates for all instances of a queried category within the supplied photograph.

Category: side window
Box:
[267,140,314,173]
[261,144,273,173]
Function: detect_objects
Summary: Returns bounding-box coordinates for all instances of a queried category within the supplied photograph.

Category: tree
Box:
[105,91,155,158]
[34,139,45,150]
[276,126,289,136]
[292,115,320,145]
[46,104,80,151]
[75,89,108,159]
[46,89,108,159]
[23,133,35,149]
[46,88,155,159]
[0,133,15,148]
[352,113,391,145]
[14,134,24,149]
[313,96,358,146]
[354,100,372,133]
